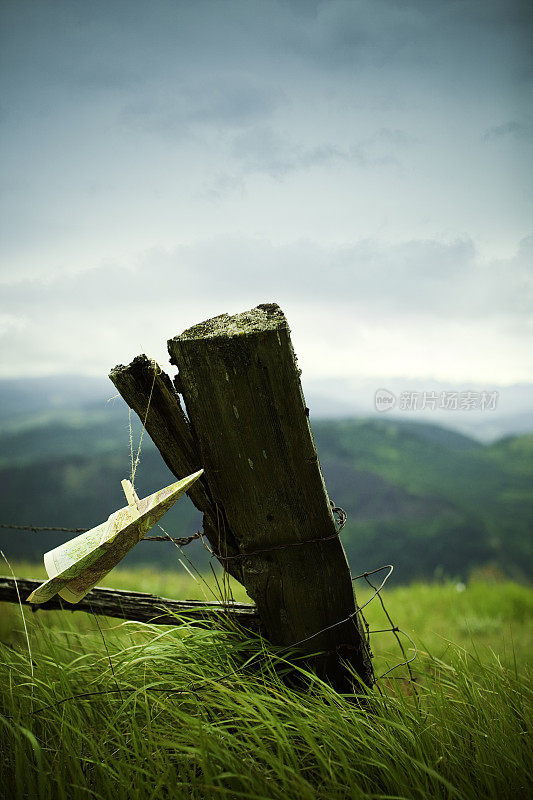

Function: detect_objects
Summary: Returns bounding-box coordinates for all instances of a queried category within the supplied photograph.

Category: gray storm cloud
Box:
[0,0,531,381]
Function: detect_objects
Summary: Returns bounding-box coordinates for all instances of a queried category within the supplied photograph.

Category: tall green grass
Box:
[1,571,532,799]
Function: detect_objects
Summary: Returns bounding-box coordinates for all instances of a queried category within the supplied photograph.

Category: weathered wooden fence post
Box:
[109,355,244,584]
[111,303,373,691]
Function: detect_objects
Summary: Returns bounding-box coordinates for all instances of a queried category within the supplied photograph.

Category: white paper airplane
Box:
[27,470,203,605]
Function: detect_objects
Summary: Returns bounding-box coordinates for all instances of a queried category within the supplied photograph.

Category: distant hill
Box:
[313,419,532,581]
[0,378,531,582]
[305,377,533,441]
[2,374,533,440]
[0,375,112,423]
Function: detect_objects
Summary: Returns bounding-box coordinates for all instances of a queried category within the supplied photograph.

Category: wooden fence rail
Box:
[0,577,260,631]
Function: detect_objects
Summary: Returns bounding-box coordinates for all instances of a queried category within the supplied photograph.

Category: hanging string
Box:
[130,359,160,491]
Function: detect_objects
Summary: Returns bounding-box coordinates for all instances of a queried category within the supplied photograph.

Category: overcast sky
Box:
[1,0,532,388]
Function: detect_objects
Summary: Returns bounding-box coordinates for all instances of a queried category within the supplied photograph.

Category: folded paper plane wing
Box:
[27,470,203,605]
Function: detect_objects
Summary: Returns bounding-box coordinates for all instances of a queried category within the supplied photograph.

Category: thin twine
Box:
[130,359,160,490]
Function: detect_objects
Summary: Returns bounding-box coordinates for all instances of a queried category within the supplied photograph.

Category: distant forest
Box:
[1,383,531,584]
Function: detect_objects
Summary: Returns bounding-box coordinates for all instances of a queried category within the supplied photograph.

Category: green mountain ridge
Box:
[0,406,531,582]
[313,418,532,581]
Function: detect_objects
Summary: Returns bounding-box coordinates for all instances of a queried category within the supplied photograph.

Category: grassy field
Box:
[1,565,532,799]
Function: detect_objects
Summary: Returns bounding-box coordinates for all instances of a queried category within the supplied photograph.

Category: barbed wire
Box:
[29,560,417,717]
[360,568,418,687]
[330,500,347,530]
[0,523,89,533]
[1,503,417,693]
[204,513,417,690]
[0,498,346,541]
[0,522,203,547]
[143,531,203,546]
[0,499,347,550]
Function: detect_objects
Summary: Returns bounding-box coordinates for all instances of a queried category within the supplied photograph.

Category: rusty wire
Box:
[0,522,202,546]
[1,502,416,693]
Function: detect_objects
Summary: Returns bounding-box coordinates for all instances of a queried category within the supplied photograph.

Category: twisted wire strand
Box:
[3,505,416,691]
